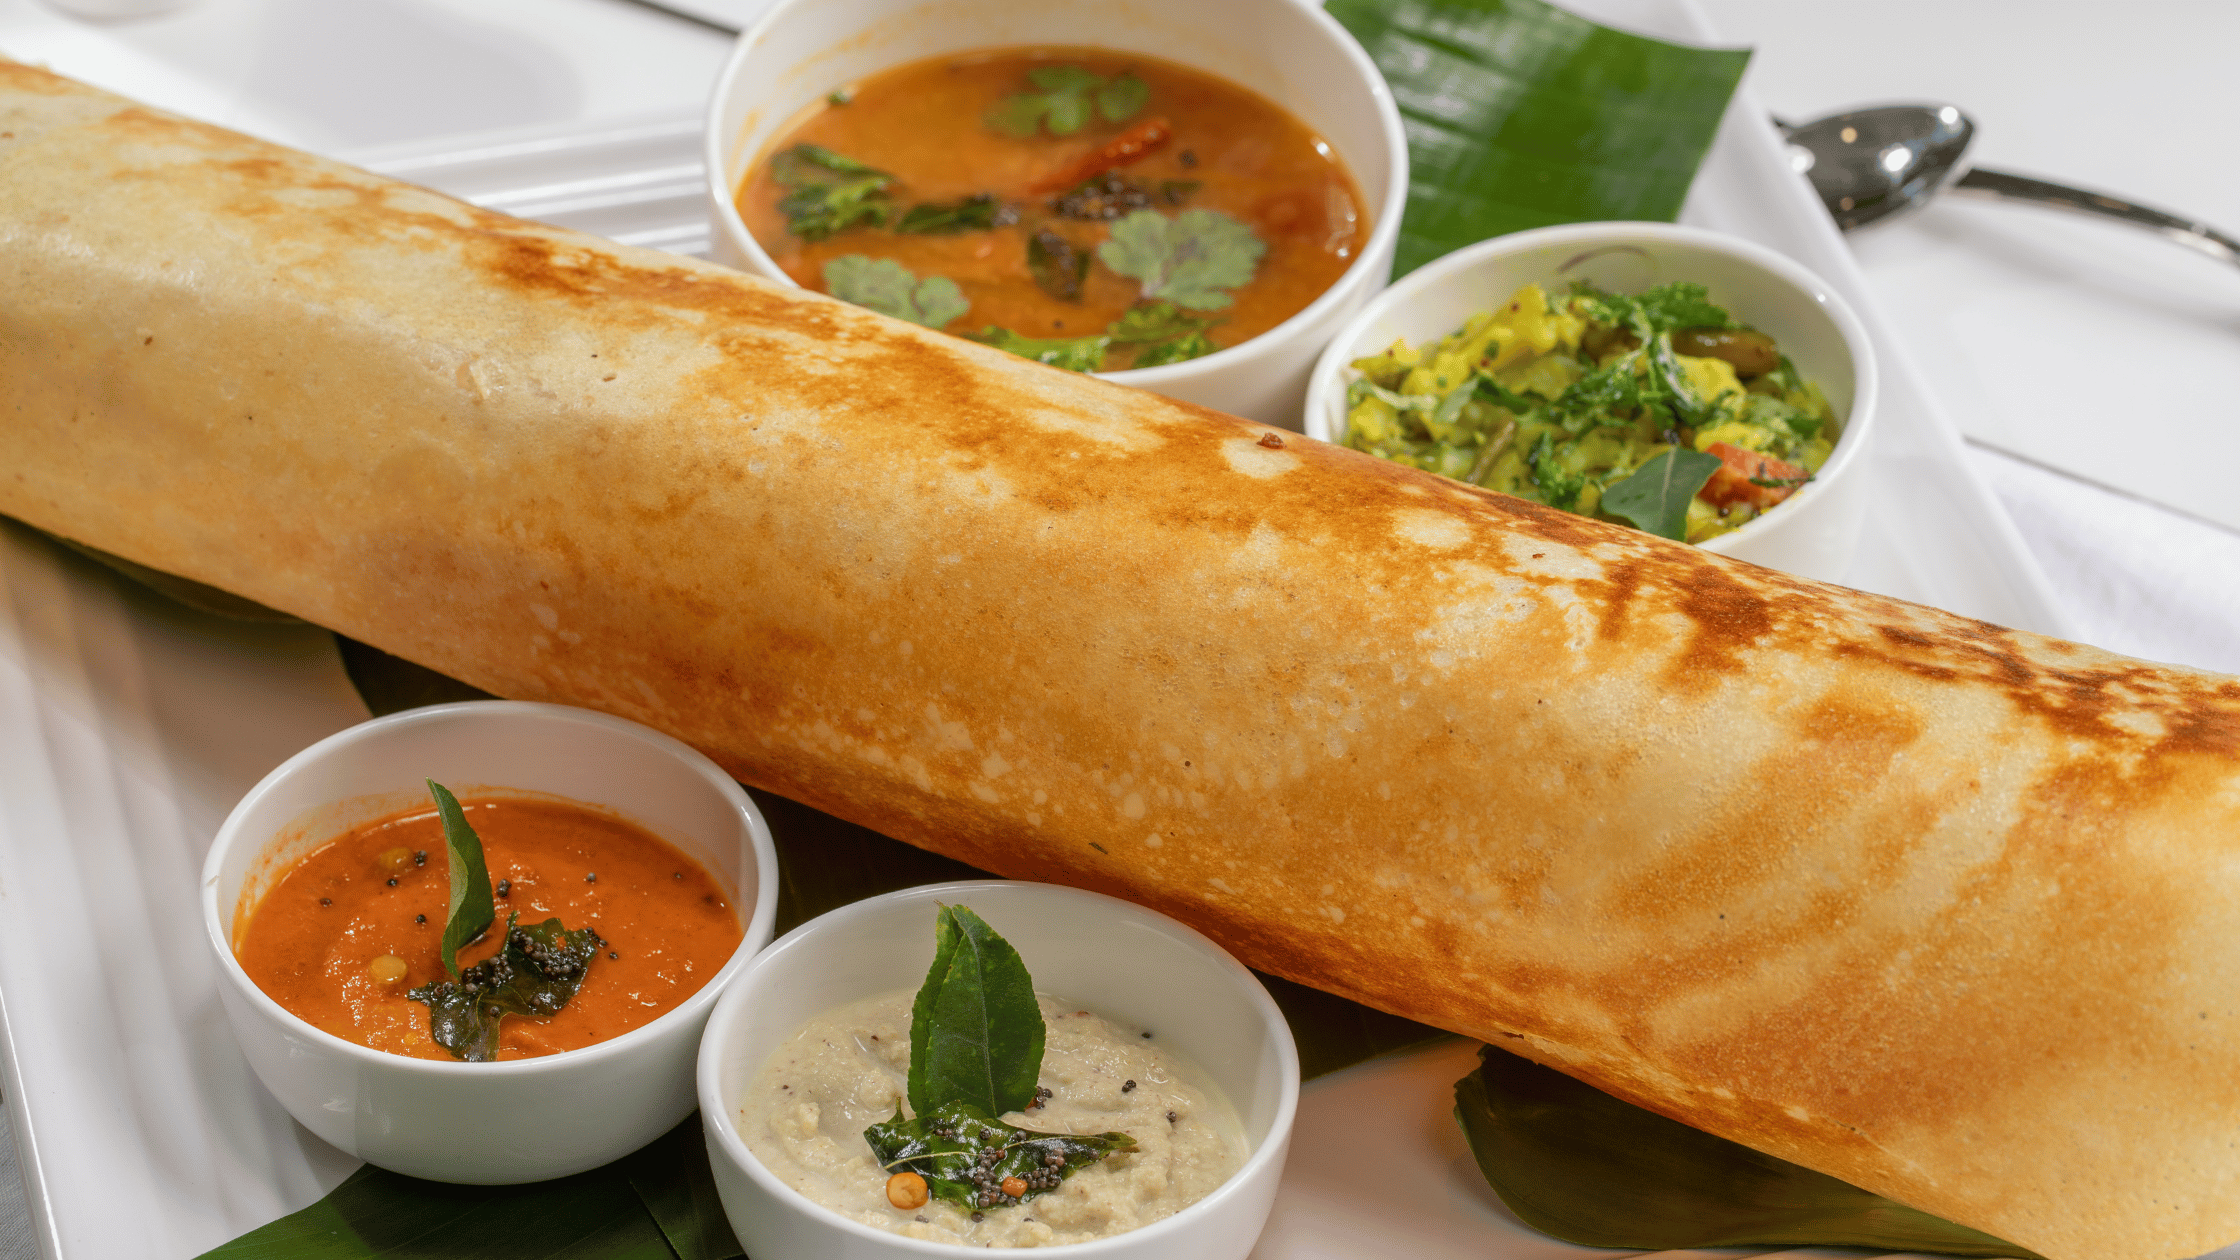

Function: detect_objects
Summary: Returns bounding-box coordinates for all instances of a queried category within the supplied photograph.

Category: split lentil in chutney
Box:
[737,47,1367,372]
[236,796,741,1061]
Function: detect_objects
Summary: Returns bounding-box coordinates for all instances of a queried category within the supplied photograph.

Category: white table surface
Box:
[6,1,2240,1257]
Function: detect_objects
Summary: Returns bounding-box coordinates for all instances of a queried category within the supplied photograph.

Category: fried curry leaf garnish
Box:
[896,193,1018,235]
[986,66,1148,138]
[863,906,1131,1213]
[770,143,894,240]
[972,327,1110,373]
[824,256,970,329]
[1453,1046,2043,1257]
[909,905,1044,1117]
[407,913,606,1063]
[1027,229,1090,302]
[1097,208,1265,310]
[427,780,494,981]
[1599,447,1723,540]
[866,1101,1136,1212]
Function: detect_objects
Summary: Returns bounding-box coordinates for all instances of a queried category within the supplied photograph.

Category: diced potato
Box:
[1695,420,1769,454]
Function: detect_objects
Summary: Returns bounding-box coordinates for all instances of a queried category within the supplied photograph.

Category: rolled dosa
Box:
[7,65,2240,1260]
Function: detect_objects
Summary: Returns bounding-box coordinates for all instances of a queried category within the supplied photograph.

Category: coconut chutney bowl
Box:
[201,700,779,1183]
[697,880,1300,1258]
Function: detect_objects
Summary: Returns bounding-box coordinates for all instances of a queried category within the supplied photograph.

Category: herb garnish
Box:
[987,66,1148,138]
[1109,301,1222,367]
[824,256,970,329]
[1026,230,1090,302]
[864,905,1135,1212]
[1098,208,1266,310]
[428,780,494,980]
[1599,448,1723,540]
[407,781,603,1062]
[896,194,1018,235]
[770,144,895,241]
[971,327,1111,373]
[977,301,1224,374]
[408,913,605,1062]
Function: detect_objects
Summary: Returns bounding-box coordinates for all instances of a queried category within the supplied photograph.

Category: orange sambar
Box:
[236,797,742,1061]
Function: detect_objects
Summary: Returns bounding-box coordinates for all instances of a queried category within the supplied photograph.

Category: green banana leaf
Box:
[199,1118,729,1260]
[1326,0,1751,278]
[1456,1045,2043,1257]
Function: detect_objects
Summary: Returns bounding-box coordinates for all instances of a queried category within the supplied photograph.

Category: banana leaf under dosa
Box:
[6,65,2239,1260]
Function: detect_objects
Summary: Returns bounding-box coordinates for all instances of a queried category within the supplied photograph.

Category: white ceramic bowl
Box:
[1304,222,1882,582]
[698,880,1299,1259]
[202,700,779,1183]
[702,0,1407,428]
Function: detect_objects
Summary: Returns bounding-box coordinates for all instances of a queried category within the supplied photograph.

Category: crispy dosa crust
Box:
[7,65,2240,1260]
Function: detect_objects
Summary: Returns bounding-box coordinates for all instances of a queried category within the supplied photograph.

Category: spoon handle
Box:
[1951,168,2240,269]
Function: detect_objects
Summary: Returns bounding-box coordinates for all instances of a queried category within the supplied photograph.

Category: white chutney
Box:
[740,989,1247,1247]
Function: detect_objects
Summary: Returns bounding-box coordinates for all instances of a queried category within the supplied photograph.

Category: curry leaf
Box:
[971,327,1110,374]
[864,1102,1135,1212]
[895,194,1015,235]
[1326,0,1749,278]
[408,913,606,1062]
[908,905,1045,1117]
[427,780,495,981]
[1096,208,1265,310]
[1455,1046,2042,1257]
[1599,447,1721,540]
[769,144,893,241]
[823,256,969,329]
[1026,229,1090,302]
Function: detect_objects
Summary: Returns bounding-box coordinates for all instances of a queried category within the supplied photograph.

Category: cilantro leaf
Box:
[1096,208,1266,310]
[865,1102,1135,1212]
[1577,282,1732,338]
[896,194,1016,235]
[1527,431,1588,512]
[407,912,605,1062]
[769,144,893,240]
[973,327,1110,373]
[823,256,969,329]
[427,780,494,981]
[1600,447,1723,540]
[1109,302,1222,368]
[1546,360,1658,435]
[1635,282,1733,333]
[1131,330,1217,367]
[1096,73,1149,123]
[987,67,1147,138]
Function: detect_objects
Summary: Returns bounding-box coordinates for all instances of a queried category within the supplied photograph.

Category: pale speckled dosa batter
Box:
[6,65,2240,1260]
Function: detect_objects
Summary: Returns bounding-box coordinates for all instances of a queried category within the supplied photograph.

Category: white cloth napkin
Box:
[1964,442,2240,676]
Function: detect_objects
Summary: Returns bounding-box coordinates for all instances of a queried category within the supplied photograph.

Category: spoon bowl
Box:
[1783,103,1974,231]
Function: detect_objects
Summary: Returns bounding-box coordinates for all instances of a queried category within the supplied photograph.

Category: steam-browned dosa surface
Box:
[7,65,2240,1260]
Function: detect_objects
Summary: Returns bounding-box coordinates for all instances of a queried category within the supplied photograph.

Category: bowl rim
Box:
[1301,220,1882,556]
[698,0,1410,388]
[200,698,781,1078]
[696,878,1303,1254]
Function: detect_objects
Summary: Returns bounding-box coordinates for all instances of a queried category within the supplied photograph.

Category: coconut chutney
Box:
[741,988,1245,1246]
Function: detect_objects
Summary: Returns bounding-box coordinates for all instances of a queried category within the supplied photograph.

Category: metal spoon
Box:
[1780,104,2239,269]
